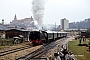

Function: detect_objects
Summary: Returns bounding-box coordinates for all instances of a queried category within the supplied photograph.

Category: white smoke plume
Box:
[32,0,45,30]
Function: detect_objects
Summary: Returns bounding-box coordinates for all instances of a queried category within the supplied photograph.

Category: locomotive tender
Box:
[29,30,68,45]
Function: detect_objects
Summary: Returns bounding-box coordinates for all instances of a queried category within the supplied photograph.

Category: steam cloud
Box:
[32,0,45,30]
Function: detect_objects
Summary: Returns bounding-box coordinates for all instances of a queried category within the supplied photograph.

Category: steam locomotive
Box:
[29,30,68,45]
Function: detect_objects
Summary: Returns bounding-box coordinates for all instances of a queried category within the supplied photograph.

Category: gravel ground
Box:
[0,42,30,52]
[0,45,43,60]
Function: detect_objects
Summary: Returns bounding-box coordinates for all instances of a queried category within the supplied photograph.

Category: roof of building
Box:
[6,29,30,32]
[0,24,9,31]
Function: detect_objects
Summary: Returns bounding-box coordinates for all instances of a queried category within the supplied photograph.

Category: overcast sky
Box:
[0,0,90,25]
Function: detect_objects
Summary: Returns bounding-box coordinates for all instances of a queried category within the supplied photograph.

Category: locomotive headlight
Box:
[36,39,38,43]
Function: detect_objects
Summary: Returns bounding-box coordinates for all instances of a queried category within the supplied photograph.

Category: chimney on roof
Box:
[31,16,33,20]
[31,16,32,18]
[2,19,4,25]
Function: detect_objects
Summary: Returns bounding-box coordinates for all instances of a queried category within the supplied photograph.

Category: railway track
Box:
[16,38,66,60]
[0,45,32,56]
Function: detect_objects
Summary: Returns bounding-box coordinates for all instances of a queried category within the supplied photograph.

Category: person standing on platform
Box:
[54,53,61,60]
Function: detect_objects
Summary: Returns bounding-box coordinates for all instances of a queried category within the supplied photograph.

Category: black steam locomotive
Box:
[29,30,68,45]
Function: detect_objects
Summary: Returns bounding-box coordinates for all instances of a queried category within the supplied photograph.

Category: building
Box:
[60,18,69,30]
[0,23,9,38]
[9,14,34,30]
[5,29,29,39]
[14,14,17,20]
